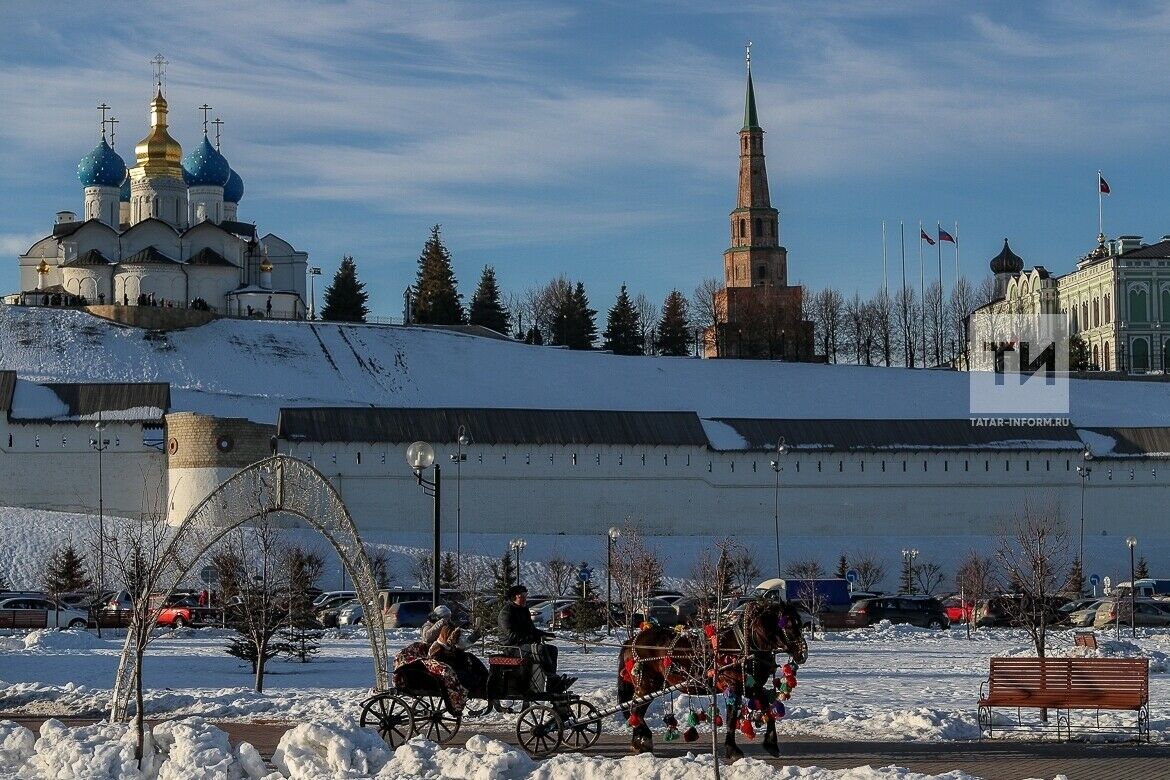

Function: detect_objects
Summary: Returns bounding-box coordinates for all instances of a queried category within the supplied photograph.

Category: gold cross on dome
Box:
[150,53,169,90]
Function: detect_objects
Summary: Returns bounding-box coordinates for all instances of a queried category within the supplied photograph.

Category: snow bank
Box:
[271,721,392,778]
[19,628,107,651]
[0,720,35,769]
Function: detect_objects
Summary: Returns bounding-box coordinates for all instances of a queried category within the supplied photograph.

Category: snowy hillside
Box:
[2,307,1168,426]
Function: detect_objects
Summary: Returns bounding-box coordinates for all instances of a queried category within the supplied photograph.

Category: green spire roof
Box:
[742,68,760,130]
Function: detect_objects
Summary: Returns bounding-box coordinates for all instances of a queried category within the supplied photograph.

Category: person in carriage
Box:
[497,585,576,693]
[420,605,488,697]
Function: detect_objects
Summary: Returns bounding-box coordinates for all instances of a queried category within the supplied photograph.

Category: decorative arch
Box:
[1132,337,1150,371]
[110,455,388,721]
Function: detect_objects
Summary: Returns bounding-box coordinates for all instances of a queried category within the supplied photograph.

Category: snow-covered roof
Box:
[6,376,169,423]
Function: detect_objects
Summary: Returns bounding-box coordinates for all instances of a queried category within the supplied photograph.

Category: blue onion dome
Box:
[223,167,244,203]
[181,135,231,187]
[120,173,131,202]
[78,137,127,188]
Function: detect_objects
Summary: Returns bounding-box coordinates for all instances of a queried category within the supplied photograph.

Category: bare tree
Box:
[610,527,663,637]
[686,540,738,626]
[871,289,894,366]
[847,551,886,592]
[633,292,659,356]
[541,553,573,628]
[894,285,921,367]
[810,287,845,363]
[784,559,825,580]
[365,544,392,588]
[994,502,1070,659]
[104,483,174,764]
[912,561,946,595]
[691,277,723,354]
[728,547,761,596]
[947,276,976,365]
[409,550,434,588]
[924,279,945,367]
[222,515,292,692]
[955,550,997,632]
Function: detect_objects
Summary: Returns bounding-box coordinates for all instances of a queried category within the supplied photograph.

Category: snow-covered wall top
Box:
[1,306,1168,428]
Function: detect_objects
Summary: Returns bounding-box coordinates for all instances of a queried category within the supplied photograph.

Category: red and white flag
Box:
[920,228,935,245]
[1099,174,1110,195]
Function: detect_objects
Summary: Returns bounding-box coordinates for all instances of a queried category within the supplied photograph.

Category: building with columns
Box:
[704,53,814,360]
[971,233,1170,373]
[6,70,308,319]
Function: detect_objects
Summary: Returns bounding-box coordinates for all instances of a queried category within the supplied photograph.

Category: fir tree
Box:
[44,544,91,596]
[1069,335,1091,371]
[572,282,598,349]
[468,266,509,335]
[321,256,370,322]
[281,546,324,663]
[1065,558,1085,595]
[525,327,544,345]
[1136,556,1150,579]
[835,554,848,579]
[602,285,644,355]
[492,549,517,603]
[654,290,691,356]
[439,552,459,589]
[412,225,464,325]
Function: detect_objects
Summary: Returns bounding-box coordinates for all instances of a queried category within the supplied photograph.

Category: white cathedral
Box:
[6,76,308,319]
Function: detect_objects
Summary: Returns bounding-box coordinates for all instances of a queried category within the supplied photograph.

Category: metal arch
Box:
[110,455,389,721]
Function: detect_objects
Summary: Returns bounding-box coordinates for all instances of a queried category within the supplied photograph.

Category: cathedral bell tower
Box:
[723,47,787,289]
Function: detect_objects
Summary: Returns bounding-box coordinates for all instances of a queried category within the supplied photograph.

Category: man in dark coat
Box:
[497,585,575,692]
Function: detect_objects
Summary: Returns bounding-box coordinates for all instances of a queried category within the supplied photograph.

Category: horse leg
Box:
[630,679,655,754]
[762,712,779,757]
[724,690,744,762]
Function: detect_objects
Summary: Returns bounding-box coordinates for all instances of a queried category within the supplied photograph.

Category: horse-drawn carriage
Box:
[359,598,809,759]
[358,641,603,756]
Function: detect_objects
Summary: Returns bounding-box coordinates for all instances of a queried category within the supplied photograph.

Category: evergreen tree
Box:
[492,549,517,603]
[439,552,459,589]
[1136,556,1150,579]
[602,285,644,355]
[468,266,510,335]
[280,545,324,663]
[655,290,691,356]
[525,327,544,346]
[412,225,464,325]
[572,282,598,349]
[321,256,370,322]
[1069,335,1091,371]
[835,554,848,579]
[44,544,91,596]
[1065,558,1085,595]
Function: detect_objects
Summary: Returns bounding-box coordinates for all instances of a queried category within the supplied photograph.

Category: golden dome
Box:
[132,89,184,180]
[36,259,50,274]
[259,259,273,272]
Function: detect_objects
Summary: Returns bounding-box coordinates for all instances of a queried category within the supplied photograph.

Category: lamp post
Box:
[449,425,471,573]
[89,416,109,638]
[1126,536,1138,638]
[607,526,621,634]
[1076,447,1093,587]
[510,538,527,587]
[769,437,788,581]
[901,548,919,594]
[406,441,441,608]
[307,266,322,320]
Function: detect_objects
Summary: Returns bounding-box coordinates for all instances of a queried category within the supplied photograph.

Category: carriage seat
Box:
[488,653,526,667]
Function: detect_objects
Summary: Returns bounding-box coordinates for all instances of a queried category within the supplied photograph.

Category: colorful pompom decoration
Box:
[686,711,698,728]
[772,701,786,719]
[627,714,642,728]
[683,726,699,742]
[739,720,756,739]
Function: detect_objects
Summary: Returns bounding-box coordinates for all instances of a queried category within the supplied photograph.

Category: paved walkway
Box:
[7,717,1169,779]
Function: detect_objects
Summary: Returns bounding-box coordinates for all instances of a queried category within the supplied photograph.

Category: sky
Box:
[2,1,1170,320]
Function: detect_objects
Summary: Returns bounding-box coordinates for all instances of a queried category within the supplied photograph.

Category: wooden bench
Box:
[1073,631,1098,650]
[978,656,1149,741]
[0,609,49,629]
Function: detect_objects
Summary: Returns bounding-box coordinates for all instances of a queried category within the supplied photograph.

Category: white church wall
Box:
[115,266,186,305]
[189,266,240,309]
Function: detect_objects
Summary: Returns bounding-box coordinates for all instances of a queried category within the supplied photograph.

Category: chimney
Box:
[1116,235,1143,255]
[55,211,76,224]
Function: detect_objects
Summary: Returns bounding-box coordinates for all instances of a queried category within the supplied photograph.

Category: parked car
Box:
[848,596,950,629]
[974,595,1067,627]
[0,596,90,629]
[723,596,818,630]
[1063,599,1106,628]
[336,599,364,626]
[941,595,974,624]
[312,590,356,609]
[528,599,575,626]
[1093,598,1170,628]
[151,594,216,628]
[385,600,436,629]
[629,597,683,628]
[1056,598,1103,626]
[315,593,364,626]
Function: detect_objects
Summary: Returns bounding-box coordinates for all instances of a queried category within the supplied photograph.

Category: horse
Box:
[616,599,808,760]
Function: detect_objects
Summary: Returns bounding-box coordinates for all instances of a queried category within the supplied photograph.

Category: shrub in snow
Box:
[271,721,392,778]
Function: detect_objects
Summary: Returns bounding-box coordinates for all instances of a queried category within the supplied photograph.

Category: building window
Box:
[1092,299,1099,328]
[739,219,746,239]
[1163,340,1170,373]
[1104,293,1111,324]
[1162,288,1170,323]
[1129,287,1149,323]
[754,217,762,237]
[1105,342,1111,370]
[1093,343,1099,369]
[757,265,766,280]
[1132,337,1151,371]
[1082,302,1089,329]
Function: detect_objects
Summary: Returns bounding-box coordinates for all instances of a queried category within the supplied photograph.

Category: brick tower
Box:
[705,48,813,360]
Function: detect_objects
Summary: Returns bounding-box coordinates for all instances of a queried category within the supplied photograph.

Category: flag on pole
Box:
[938,228,956,244]
[1099,175,1110,195]
[920,228,935,245]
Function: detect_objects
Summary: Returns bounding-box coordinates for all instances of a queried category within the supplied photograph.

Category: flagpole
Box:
[936,220,944,366]
[918,221,926,367]
[954,220,960,291]
[900,221,907,365]
[1098,169,1104,238]
[882,220,888,296]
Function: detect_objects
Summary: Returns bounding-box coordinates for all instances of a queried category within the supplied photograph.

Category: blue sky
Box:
[2,1,1169,318]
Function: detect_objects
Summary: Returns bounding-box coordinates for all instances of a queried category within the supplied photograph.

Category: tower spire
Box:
[743,41,759,130]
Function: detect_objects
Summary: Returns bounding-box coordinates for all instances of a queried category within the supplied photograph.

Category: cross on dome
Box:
[212,117,224,150]
[97,103,111,137]
[150,53,169,93]
[198,104,213,135]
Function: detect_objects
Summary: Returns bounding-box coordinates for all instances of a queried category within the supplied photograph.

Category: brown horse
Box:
[616,599,808,760]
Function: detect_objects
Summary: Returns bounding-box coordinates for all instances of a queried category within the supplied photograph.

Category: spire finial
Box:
[212,117,224,150]
[97,103,111,138]
[108,116,118,147]
[198,104,213,135]
[742,43,759,130]
[150,53,169,94]
[746,40,752,72]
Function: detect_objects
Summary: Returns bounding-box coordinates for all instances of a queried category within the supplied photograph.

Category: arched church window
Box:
[1092,343,1099,369]
[1092,299,1099,328]
[1129,287,1148,323]
[739,219,746,239]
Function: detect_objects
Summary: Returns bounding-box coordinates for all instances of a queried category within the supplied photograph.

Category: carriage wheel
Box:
[414,694,462,743]
[516,703,563,756]
[561,699,602,749]
[359,695,415,748]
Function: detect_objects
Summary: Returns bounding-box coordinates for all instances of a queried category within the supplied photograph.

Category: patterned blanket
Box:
[393,641,468,714]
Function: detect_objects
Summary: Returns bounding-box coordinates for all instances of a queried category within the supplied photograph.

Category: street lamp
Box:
[406,441,441,608]
[769,436,789,581]
[1126,536,1138,638]
[1076,447,1093,586]
[89,416,110,638]
[307,267,322,320]
[449,426,471,573]
[901,548,919,594]
[607,526,621,634]
[510,538,527,586]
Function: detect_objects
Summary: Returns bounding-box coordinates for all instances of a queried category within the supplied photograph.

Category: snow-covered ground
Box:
[0,620,1166,778]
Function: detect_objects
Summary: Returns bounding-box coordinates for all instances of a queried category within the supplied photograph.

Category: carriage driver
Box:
[497,585,576,693]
